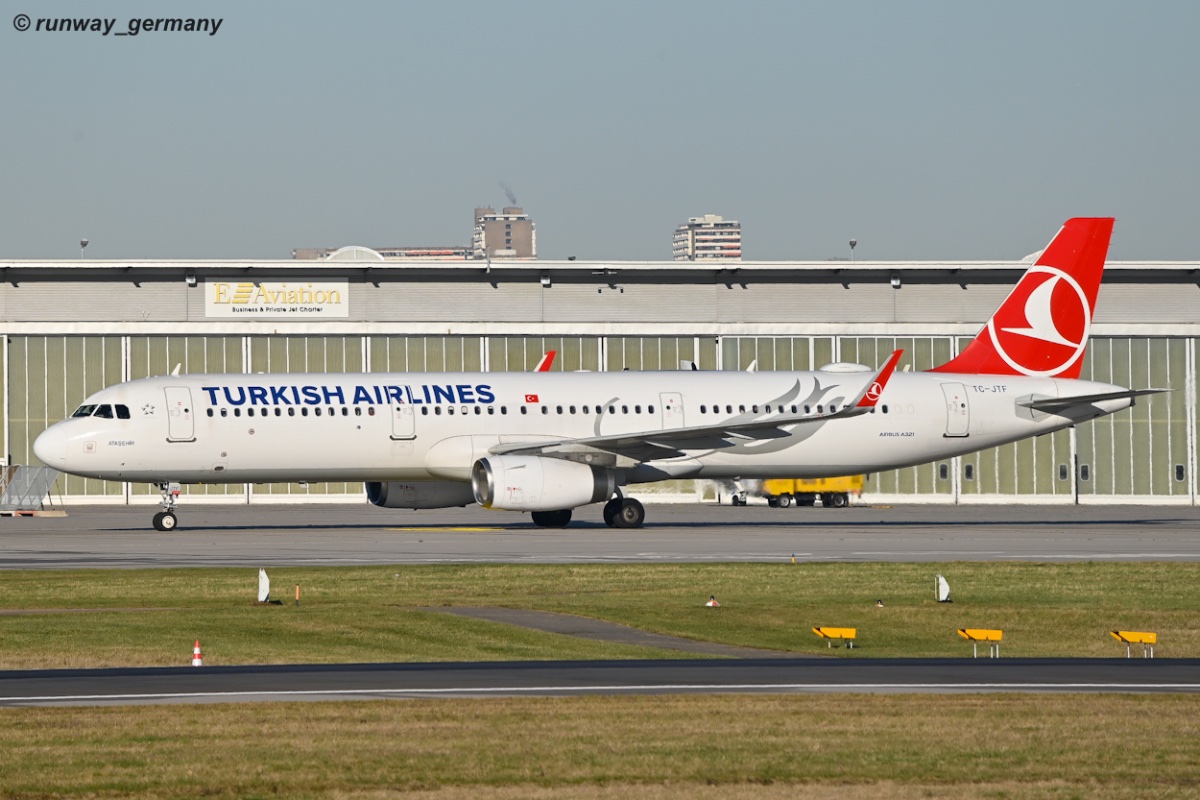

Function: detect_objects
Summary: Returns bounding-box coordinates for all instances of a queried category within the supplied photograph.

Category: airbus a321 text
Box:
[34,218,1162,531]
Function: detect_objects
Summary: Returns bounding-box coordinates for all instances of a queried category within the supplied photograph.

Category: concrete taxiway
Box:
[3,502,1200,568]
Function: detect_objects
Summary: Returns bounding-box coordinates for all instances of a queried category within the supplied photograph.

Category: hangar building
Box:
[2,253,1195,506]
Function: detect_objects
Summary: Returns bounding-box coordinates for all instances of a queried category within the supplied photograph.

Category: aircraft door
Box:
[941,382,969,438]
[391,391,416,440]
[164,387,196,442]
[660,392,684,429]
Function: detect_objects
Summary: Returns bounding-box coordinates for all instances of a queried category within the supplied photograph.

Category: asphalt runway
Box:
[3,502,1200,568]
[2,658,1198,707]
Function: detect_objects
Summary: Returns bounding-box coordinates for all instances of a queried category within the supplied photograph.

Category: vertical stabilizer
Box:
[930,217,1114,378]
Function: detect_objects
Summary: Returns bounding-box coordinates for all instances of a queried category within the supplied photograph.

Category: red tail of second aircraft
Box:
[930,217,1114,379]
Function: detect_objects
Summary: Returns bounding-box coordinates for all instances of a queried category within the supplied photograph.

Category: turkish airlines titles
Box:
[200,383,497,408]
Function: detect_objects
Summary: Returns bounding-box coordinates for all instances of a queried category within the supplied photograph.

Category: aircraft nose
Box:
[33,425,67,467]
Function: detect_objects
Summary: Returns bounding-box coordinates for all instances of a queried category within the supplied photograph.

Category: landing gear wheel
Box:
[531,509,572,528]
[153,511,178,532]
[603,498,622,528]
[613,498,645,529]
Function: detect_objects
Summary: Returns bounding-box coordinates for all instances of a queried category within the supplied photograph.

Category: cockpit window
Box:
[93,405,114,419]
[115,405,131,419]
[71,405,97,418]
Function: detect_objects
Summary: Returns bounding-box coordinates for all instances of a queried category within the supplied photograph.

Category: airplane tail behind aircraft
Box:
[929,217,1114,379]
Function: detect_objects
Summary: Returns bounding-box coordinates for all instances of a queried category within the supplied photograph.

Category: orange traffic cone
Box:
[192,640,204,667]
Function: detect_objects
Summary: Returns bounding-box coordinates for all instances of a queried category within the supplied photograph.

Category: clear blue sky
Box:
[4,1,1197,261]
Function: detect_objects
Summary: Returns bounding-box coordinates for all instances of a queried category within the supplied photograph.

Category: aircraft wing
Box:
[489,350,904,461]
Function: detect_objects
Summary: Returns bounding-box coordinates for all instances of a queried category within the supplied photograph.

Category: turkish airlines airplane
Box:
[34,218,1160,531]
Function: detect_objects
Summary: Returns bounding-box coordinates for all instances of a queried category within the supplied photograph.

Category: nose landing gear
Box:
[153,482,181,531]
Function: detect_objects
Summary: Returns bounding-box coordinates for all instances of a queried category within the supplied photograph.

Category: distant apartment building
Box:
[672,214,742,261]
[472,207,536,260]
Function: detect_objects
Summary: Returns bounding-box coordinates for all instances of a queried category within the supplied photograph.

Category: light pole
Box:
[849,239,857,263]
[80,239,89,259]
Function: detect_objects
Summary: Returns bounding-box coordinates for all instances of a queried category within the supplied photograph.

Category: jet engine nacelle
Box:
[471,455,615,512]
[365,480,476,509]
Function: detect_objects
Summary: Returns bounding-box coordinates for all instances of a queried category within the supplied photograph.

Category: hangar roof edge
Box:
[0,259,1196,273]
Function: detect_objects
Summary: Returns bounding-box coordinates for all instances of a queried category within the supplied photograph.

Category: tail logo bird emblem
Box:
[987,266,1090,377]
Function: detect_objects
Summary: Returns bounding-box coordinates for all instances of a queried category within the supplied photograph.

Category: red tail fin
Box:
[929,217,1114,378]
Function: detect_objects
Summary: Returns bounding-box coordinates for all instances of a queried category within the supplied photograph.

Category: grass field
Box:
[1,562,1199,667]
[2,694,1200,798]
[3,562,1200,797]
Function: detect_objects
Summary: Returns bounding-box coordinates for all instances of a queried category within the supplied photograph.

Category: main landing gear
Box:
[528,492,646,530]
[531,509,572,528]
[152,482,181,532]
[603,497,645,529]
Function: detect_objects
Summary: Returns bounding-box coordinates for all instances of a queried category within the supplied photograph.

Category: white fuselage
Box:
[33,369,1131,488]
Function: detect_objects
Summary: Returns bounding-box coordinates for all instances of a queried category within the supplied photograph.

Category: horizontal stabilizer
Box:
[1016,388,1168,412]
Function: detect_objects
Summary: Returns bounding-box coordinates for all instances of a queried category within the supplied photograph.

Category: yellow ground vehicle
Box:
[730,476,864,508]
